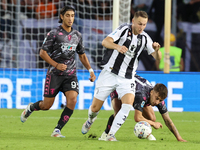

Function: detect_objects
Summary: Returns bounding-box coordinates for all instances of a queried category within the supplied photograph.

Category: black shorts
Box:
[43,74,79,97]
[110,90,118,100]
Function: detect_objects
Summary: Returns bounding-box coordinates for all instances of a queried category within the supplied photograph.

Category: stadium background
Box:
[0,0,200,111]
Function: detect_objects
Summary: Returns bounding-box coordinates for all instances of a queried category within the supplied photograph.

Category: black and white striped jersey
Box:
[101,23,155,79]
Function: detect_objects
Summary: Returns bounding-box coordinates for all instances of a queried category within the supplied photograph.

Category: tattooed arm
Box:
[161,112,187,142]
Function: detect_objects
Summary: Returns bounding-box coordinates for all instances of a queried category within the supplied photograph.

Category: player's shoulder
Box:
[118,23,130,30]
[73,29,82,36]
[140,31,151,38]
[47,26,61,35]
[70,28,82,39]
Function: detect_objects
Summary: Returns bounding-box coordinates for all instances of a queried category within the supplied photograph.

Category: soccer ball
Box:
[134,121,152,139]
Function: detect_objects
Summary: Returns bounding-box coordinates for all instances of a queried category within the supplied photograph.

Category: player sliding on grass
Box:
[98,75,187,142]
[20,5,96,138]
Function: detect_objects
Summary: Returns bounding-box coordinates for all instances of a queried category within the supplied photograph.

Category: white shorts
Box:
[94,69,136,101]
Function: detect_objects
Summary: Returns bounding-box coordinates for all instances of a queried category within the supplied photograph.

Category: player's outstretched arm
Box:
[78,53,96,82]
[161,112,187,142]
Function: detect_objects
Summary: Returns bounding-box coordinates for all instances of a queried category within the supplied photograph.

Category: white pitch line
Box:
[0,115,200,122]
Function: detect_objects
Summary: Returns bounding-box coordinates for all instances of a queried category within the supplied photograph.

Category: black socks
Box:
[30,100,42,111]
[55,107,73,130]
[105,114,114,134]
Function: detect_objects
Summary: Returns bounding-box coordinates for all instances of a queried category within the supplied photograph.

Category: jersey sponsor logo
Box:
[141,101,145,108]
[61,43,76,52]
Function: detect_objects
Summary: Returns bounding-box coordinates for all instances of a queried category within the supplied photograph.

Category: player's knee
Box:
[67,97,77,106]
[91,104,100,112]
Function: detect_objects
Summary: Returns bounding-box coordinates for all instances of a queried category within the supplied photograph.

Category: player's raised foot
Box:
[81,120,92,134]
[105,134,118,141]
[21,103,33,123]
[81,116,97,134]
[98,131,107,141]
[51,129,65,138]
[147,134,156,141]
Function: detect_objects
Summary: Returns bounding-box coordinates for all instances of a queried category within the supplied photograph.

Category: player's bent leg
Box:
[112,98,122,116]
[82,97,104,134]
[106,94,134,141]
[142,106,156,122]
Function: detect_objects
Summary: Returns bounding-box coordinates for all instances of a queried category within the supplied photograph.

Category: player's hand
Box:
[152,42,160,51]
[152,122,163,129]
[117,45,128,54]
[89,72,96,82]
[56,63,67,71]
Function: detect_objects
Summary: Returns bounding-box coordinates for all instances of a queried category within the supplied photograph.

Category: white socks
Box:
[109,103,132,135]
[88,105,99,123]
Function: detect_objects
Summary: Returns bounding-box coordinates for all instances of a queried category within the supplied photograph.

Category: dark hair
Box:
[153,83,168,100]
[134,11,148,19]
[58,6,76,23]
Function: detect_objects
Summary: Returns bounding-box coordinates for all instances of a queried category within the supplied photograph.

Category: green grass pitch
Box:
[0,109,200,150]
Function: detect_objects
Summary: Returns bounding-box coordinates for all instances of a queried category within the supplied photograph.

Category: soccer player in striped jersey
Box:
[20,6,96,138]
[81,11,161,141]
[98,75,187,142]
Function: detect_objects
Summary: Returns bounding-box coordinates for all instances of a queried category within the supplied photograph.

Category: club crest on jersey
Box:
[50,88,55,95]
[68,35,72,41]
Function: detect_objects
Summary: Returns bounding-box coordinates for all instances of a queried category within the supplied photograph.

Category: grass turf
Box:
[0,109,200,150]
